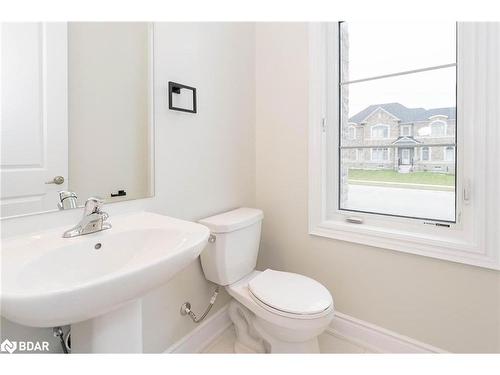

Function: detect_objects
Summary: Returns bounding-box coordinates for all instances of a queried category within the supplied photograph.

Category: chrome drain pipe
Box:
[53,327,69,354]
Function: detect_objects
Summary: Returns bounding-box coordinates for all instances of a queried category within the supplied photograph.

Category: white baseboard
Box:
[164,303,446,354]
[164,304,231,353]
[327,312,447,353]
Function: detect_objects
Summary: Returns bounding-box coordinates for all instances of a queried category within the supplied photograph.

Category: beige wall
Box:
[255,23,500,353]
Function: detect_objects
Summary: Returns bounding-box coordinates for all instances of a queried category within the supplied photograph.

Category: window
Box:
[347,125,357,140]
[338,21,457,222]
[401,125,411,137]
[345,148,358,161]
[349,148,361,161]
[371,124,390,139]
[421,146,430,161]
[371,148,389,161]
[445,146,455,161]
[357,148,363,160]
[430,120,447,136]
[308,23,500,270]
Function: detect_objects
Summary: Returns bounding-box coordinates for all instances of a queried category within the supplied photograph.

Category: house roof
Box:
[391,136,422,145]
[349,103,456,124]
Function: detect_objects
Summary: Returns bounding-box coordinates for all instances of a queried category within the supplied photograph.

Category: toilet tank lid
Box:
[199,208,263,233]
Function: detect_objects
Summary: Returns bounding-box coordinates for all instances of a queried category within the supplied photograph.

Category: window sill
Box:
[309,220,500,270]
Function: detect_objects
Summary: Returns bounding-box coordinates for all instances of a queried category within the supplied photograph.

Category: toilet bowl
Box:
[199,208,334,353]
[227,270,334,353]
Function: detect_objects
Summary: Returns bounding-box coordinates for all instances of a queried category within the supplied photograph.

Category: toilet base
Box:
[228,300,266,353]
[228,300,321,353]
[260,336,319,353]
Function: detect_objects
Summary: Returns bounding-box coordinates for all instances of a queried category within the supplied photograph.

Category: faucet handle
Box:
[84,197,105,215]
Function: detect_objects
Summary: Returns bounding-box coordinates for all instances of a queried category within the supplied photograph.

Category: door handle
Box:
[45,176,65,185]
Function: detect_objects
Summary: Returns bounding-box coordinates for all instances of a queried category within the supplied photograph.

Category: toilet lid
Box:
[248,269,332,315]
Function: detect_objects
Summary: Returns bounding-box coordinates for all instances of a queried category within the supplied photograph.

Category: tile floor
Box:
[202,325,372,353]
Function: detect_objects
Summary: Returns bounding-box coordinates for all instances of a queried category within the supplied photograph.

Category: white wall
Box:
[141,22,255,352]
[255,22,500,353]
[68,22,152,204]
[0,22,256,353]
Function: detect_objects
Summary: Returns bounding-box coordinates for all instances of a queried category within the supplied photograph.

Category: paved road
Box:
[343,184,455,221]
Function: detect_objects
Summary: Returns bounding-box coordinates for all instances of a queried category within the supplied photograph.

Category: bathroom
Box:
[1,1,499,373]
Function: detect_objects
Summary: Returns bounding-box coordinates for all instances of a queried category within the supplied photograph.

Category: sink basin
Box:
[1,212,210,328]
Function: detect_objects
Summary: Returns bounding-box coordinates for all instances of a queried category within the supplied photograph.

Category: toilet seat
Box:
[248,269,332,318]
[227,270,335,352]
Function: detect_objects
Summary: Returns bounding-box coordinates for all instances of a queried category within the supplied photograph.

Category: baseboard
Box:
[164,304,231,353]
[164,303,446,354]
[327,312,447,353]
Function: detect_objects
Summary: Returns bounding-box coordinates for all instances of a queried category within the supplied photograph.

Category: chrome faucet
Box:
[62,197,112,238]
[58,190,78,210]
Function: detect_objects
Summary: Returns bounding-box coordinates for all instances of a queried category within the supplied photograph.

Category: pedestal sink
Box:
[0,212,209,353]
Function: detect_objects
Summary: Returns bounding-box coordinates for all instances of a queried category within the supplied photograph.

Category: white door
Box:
[401,149,411,165]
[1,23,68,217]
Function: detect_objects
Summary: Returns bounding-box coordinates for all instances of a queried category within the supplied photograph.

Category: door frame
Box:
[400,148,412,165]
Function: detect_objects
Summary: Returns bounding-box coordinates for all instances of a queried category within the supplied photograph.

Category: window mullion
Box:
[340,63,457,85]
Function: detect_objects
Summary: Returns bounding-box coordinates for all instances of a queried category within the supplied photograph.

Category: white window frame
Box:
[444,146,455,161]
[370,147,390,162]
[345,148,358,161]
[370,124,390,139]
[420,146,431,161]
[347,125,357,140]
[430,120,448,137]
[357,148,363,161]
[400,124,412,136]
[308,22,500,270]
[353,148,359,161]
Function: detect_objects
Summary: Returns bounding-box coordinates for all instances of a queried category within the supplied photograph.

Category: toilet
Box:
[199,208,334,353]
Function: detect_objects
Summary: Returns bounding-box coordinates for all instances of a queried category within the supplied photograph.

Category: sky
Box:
[342,21,457,115]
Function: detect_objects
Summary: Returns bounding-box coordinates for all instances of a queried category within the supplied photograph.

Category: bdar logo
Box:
[1,339,17,354]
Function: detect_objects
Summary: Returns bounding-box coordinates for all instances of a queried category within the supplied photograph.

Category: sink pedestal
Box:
[71,300,143,353]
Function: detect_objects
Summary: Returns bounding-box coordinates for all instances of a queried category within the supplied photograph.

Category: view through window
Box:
[339,21,457,222]
[339,22,457,222]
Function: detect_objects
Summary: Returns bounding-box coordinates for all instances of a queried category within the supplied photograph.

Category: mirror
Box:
[1,22,154,218]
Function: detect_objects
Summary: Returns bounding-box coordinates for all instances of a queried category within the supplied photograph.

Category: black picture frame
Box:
[168,81,197,113]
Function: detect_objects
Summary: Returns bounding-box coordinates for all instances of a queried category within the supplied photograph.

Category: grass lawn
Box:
[348,169,455,186]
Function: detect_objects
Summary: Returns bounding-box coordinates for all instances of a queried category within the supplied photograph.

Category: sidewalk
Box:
[348,179,454,192]
[343,184,455,221]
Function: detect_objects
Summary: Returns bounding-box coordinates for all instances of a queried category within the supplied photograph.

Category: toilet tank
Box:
[199,208,263,285]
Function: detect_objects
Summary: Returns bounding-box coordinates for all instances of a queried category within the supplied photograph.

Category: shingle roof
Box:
[349,103,456,124]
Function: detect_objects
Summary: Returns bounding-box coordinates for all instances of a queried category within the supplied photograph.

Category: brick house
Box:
[343,103,456,174]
